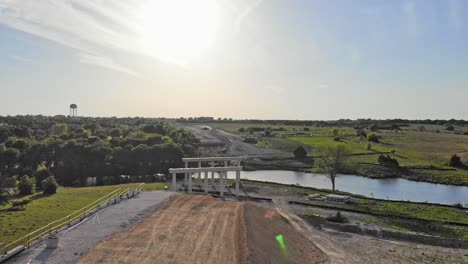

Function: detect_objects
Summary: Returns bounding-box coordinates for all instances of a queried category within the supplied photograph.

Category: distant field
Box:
[0,183,165,245]
[208,122,468,185]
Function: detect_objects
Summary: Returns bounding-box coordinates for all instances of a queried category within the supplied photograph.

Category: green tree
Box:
[42,176,59,194]
[293,146,307,159]
[448,154,463,167]
[367,133,379,143]
[18,175,34,195]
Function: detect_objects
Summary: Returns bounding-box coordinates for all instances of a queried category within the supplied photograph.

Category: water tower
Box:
[69,104,78,117]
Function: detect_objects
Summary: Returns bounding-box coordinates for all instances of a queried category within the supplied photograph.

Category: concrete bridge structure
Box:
[169,157,244,197]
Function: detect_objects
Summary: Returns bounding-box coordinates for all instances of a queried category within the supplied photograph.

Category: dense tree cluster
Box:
[0,116,198,190]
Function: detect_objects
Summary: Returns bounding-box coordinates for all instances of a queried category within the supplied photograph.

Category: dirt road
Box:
[178,124,282,157]
[78,195,328,264]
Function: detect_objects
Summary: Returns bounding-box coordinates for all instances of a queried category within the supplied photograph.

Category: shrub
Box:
[238,127,245,133]
[303,127,310,131]
[367,143,371,150]
[42,176,59,194]
[448,154,463,167]
[293,146,307,159]
[18,175,34,195]
[446,125,455,131]
[12,198,30,207]
[325,212,348,223]
[333,137,341,142]
[367,133,380,143]
[34,167,51,188]
[378,154,400,168]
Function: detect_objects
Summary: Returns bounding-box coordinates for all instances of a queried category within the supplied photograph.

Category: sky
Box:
[0,0,467,120]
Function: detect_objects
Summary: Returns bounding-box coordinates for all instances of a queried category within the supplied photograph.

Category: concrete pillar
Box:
[219,172,225,198]
[235,170,240,197]
[188,172,192,194]
[204,171,208,193]
[172,173,177,191]
[184,162,188,186]
[198,161,202,185]
[211,161,215,186]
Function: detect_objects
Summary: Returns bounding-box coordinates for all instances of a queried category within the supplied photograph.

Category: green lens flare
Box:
[275,234,286,251]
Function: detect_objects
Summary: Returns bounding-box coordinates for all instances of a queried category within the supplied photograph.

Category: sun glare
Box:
[138,0,220,66]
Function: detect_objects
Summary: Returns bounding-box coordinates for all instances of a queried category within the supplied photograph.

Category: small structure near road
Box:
[169,157,243,198]
[325,194,352,204]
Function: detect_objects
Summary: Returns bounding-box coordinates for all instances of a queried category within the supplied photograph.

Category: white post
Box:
[188,172,193,194]
[235,170,240,197]
[219,172,225,198]
[198,161,202,185]
[211,161,215,187]
[204,171,208,193]
[172,173,177,191]
[184,161,188,187]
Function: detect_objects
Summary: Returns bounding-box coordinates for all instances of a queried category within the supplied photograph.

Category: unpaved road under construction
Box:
[78,195,329,264]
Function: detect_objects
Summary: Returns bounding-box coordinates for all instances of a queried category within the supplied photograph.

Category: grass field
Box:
[207,122,468,185]
[0,183,166,245]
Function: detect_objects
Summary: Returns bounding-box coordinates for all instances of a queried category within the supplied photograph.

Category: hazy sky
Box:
[0,0,467,120]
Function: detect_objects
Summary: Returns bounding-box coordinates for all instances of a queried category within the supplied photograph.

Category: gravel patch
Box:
[7,191,176,264]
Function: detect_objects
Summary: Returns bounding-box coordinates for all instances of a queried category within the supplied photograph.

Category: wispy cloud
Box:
[0,0,185,75]
[401,1,417,37]
[9,54,34,64]
[448,0,463,31]
[79,53,140,77]
[234,0,264,33]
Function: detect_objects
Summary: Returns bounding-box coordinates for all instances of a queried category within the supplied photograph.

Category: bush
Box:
[18,175,34,195]
[293,146,307,159]
[446,125,455,131]
[367,133,380,143]
[34,167,51,188]
[448,154,463,167]
[333,137,341,142]
[42,176,59,194]
[378,154,400,168]
[12,198,30,207]
[238,127,245,133]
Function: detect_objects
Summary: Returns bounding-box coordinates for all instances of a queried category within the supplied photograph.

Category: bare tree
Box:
[317,144,351,192]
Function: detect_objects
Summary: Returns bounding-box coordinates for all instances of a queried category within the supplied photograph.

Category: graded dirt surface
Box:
[78,195,328,264]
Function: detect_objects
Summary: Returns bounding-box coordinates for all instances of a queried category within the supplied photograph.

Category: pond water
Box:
[225,170,468,205]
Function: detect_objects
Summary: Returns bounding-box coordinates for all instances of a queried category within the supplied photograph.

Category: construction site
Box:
[2,157,467,264]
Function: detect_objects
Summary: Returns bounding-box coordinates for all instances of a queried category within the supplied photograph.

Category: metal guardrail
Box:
[1,183,145,257]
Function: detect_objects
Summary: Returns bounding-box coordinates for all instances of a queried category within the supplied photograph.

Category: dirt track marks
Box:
[78,195,247,264]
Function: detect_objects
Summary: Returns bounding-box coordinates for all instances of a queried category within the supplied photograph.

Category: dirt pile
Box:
[78,195,327,264]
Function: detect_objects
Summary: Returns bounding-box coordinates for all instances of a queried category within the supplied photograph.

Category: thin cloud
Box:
[0,0,187,73]
[234,0,264,33]
[9,54,34,64]
[448,0,463,31]
[401,1,417,37]
[79,53,140,77]
[319,84,329,89]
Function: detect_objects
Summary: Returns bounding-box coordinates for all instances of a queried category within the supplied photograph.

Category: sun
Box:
[138,0,220,66]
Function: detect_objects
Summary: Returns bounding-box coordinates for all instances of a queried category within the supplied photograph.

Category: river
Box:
[225,170,468,205]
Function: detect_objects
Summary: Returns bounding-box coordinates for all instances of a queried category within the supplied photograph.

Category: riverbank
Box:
[242,156,468,186]
[240,180,468,241]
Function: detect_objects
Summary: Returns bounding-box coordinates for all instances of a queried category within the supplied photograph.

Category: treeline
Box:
[177,117,468,127]
[0,116,198,191]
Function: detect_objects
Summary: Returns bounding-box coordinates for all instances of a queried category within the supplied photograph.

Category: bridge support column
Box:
[172,173,177,191]
[198,161,202,185]
[235,170,240,197]
[219,172,225,198]
[204,171,208,193]
[188,172,192,194]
